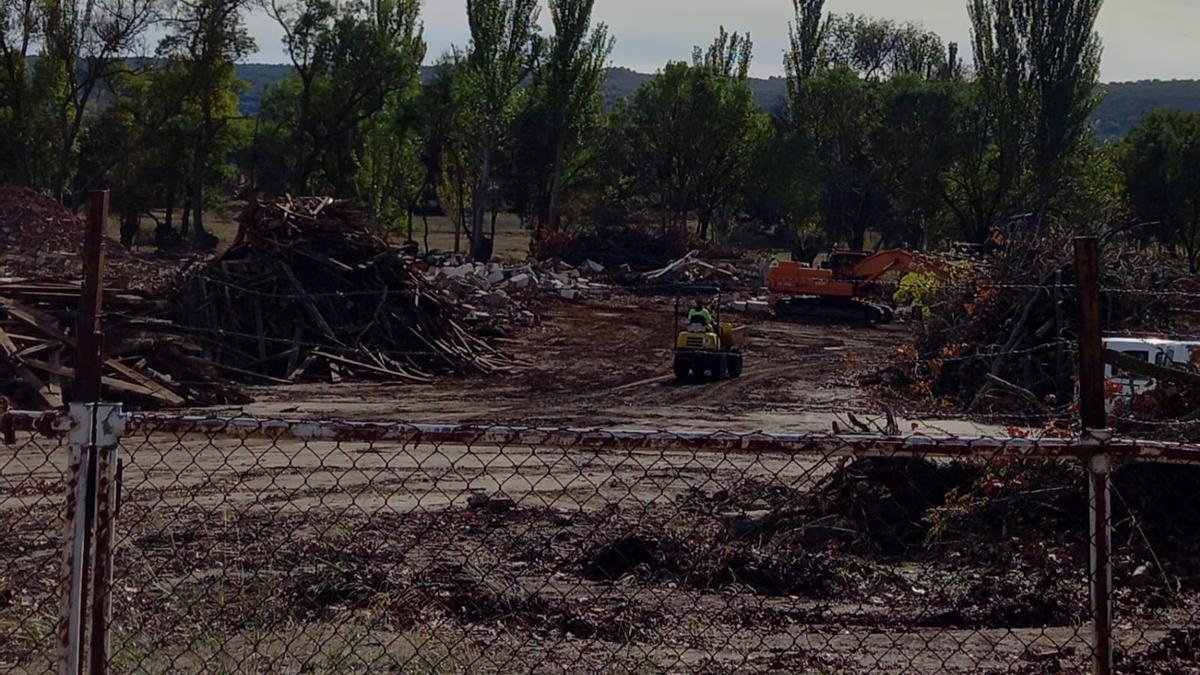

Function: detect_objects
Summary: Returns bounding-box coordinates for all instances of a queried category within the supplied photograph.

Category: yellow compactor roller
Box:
[673,294,746,381]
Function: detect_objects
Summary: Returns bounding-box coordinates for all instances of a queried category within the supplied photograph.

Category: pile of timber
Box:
[0,279,245,409]
[170,196,510,384]
[641,251,745,288]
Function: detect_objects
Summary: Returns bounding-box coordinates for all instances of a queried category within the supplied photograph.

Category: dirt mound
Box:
[0,187,97,253]
[923,561,1087,629]
[805,458,977,556]
[0,187,181,290]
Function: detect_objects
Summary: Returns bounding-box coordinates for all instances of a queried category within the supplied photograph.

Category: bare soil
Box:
[236,294,997,437]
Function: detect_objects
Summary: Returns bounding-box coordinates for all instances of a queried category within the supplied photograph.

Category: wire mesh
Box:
[0,428,66,673]
[5,414,1200,673]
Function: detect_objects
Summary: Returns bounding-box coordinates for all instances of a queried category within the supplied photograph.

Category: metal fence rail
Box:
[4,412,1200,673]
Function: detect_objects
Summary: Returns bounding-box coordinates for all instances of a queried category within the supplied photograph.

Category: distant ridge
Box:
[234,63,1200,140]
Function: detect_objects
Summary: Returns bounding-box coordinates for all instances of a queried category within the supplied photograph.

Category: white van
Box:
[1102,337,1200,404]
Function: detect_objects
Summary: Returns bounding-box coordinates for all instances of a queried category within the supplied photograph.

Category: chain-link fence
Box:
[4,411,1199,673]
[1,417,65,674]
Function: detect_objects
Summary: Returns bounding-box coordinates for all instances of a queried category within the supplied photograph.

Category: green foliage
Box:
[258,0,426,194]
[459,0,542,260]
[1122,110,1200,270]
[0,0,1193,267]
[825,14,949,81]
[894,271,942,319]
[520,0,613,232]
[968,0,1105,225]
[623,58,768,240]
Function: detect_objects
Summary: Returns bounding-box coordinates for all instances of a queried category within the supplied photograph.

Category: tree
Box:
[0,0,159,199]
[692,26,752,79]
[791,67,880,250]
[529,0,612,234]
[159,0,255,241]
[625,57,766,240]
[1122,111,1200,271]
[41,0,160,201]
[263,0,425,194]
[872,75,967,247]
[824,14,948,81]
[459,0,541,261]
[786,0,826,83]
[1018,0,1104,218]
[968,0,1104,225]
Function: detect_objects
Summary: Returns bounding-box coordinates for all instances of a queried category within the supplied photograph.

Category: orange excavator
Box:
[768,249,937,324]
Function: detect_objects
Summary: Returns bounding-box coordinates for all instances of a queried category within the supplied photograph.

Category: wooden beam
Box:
[20,358,164,401]
[1103,349,1200,389]
[0,324,57,408]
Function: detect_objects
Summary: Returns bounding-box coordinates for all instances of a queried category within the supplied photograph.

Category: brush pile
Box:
[171,196,511,384]
[874,229,1200,415]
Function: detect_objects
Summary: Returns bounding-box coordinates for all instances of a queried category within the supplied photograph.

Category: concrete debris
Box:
[1130,563,1155,588]
[745,300,772,314]
[422,257,615,336]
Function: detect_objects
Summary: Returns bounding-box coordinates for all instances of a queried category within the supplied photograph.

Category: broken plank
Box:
[311,350,428,383]
[0,324,57,408]
[21,358,162,401]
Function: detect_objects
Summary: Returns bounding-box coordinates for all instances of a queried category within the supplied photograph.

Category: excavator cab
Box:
[673,292,746,381]
[823,251,871,276]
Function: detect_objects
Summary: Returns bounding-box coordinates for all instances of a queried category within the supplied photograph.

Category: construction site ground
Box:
[7,290,1194,674]
[234,292,998,437]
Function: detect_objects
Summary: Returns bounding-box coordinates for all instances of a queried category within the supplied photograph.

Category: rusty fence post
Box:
[1075,236,1112,675]
[57,190,126,675]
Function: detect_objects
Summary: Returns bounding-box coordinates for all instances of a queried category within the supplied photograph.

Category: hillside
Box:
[233,63,1200,139]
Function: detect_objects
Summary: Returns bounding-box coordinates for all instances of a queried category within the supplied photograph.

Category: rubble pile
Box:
[171,196,512,385]
[424,257,614,333]
[875,231,1200,415]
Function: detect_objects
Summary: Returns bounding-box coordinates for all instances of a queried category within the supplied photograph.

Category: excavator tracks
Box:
[772,296,895,325]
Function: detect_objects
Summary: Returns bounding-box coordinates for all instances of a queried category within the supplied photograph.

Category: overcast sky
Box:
[243,1,1199,83]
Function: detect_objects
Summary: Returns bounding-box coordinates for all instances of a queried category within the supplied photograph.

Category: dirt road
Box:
[234,294,1000,436]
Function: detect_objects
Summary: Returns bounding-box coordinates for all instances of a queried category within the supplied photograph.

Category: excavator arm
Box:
[845,249,940,282]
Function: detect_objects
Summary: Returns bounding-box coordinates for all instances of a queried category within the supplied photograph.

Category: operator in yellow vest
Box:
[687,300,715,333]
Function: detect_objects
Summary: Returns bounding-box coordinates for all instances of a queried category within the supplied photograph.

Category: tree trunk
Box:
[120,206,139,247]
[181,203,192,238]
[471,143,494,261]
[192,182,205,241]
[164,185,176,230]
[545,133,567,231]
[422,210,431,253]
